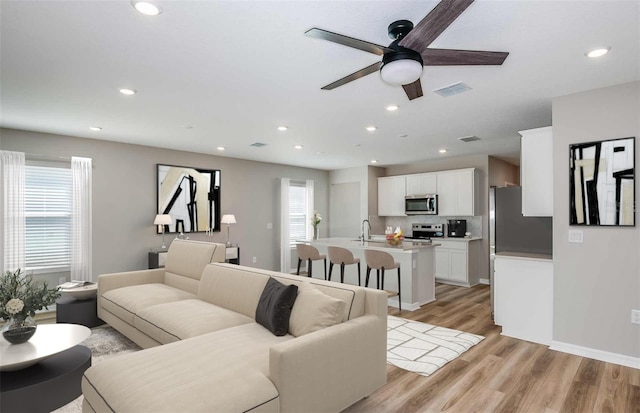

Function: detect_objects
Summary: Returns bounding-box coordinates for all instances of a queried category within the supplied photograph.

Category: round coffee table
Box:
[1,324,92,412]
[1,323,90,371]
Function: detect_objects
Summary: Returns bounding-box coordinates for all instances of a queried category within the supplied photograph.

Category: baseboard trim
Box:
[479,278,490,285]
[550,340,640,369]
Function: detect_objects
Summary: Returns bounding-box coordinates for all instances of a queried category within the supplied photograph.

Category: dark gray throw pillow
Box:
[255,277,299,336]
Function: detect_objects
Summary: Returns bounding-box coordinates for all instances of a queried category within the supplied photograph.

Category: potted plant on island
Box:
[0,269,60,344]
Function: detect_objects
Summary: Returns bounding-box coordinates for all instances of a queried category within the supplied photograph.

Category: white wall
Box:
[0,128,329,278]
[552,81,639,358]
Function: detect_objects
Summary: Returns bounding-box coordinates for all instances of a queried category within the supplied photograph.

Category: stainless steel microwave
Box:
[405,194,438,215]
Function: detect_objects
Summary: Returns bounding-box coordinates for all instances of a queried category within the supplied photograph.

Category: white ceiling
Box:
[1,0,638,170]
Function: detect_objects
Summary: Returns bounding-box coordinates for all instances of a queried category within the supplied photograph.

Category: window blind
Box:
[25,164,72,271]
[289,182,307,246]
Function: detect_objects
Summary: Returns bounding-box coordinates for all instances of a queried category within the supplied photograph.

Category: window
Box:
[24,163,72,272]
[288,181,308,246]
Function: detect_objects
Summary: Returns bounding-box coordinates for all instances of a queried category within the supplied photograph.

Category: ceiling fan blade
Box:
[321,62,381,90]
[421,48,509,65]
[402,79,424,100]
[399,0,475,52]
[305,28,393,56]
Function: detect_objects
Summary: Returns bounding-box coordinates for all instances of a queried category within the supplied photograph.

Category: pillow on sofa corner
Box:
[289,285,347,337]
[255,277,299,336]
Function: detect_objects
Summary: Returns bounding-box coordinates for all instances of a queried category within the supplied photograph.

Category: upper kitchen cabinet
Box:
[378,176,406,216]
[436,168,478,216]
[519,127,553,217]
[406,173,437,196]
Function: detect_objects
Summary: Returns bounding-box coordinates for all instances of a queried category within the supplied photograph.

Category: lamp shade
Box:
[380,59,423,86]
[154,214,172,225]
[221,214,236,224]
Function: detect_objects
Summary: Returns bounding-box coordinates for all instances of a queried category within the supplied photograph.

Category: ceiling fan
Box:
[305,0,509,100]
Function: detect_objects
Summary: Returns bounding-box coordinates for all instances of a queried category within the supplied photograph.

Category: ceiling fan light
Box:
[380,49,423,86]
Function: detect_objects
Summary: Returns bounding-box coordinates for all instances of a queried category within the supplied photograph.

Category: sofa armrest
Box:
[98,269,165,296]
[269,314,387,413]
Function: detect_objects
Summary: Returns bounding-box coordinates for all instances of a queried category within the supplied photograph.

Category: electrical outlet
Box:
[631,310,640,325]
[252,256,257,264]
[568,230,583,243]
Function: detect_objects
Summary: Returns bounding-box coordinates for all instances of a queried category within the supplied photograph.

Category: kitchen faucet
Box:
[361,219,371,243]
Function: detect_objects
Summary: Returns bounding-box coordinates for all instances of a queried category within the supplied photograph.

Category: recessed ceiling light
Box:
[586,47,610,58]
[399,134,409,138]
[277,126,288,131]
[294,145,303,150]
[217,146,226,151]
[366,126,377,132]
[184,125,193,129]
[132,1,161,16]
[439,149,447,154]
[119,88,137,95]
[89,126,102,131]
[386,104,399,111]
[370,160,378,164]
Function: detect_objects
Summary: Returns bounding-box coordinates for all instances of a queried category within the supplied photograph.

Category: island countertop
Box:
[307,237,439,252]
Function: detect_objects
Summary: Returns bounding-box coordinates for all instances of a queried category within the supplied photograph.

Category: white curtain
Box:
[305,179,314,240]
[71,157,92,281]
[279,178,290,273]
[1,151,26,272]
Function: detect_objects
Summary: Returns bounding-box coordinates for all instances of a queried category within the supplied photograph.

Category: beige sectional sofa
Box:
[83,240,388,413]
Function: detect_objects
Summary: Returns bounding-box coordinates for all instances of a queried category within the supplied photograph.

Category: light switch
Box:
[568,230,583,243]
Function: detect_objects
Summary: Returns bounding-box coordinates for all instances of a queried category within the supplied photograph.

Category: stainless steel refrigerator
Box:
[489,186,553,317]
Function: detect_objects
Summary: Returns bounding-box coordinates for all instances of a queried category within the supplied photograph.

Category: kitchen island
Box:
[307,237,438,311]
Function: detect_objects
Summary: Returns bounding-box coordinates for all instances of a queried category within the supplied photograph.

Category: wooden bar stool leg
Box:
[308,258,312,278]
[365,267,371,287]
[328,262,334,281]
[376,269,380,290]
[381,267,386,290]
[357,262,361,286]
[324,259,327,280]
[297,258,302,275]
[340,263,345,283]
[398,267,402,312]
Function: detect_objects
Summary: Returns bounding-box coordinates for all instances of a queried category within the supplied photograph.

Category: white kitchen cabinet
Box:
[434,239,481,287]
[377,176,406,216]
[519,126,553,217]
[406,173,437,196]
[494,253,553,345]
[436,168,478,216]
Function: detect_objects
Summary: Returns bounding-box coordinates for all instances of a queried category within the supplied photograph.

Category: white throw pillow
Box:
[289,285,346,337]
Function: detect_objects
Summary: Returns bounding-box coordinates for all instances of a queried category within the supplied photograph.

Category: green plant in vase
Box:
[311,211,322,240]
[0,269,60,344]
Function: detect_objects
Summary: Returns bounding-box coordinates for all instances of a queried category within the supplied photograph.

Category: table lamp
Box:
[154,214,173,249]
[221,214,236,247]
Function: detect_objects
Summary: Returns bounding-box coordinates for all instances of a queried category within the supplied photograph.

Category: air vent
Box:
[458,135,481,143]
[432,82,472,97]
[250,142,268,148]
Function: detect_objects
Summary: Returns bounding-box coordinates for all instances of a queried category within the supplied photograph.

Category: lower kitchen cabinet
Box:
[434,239,482,287]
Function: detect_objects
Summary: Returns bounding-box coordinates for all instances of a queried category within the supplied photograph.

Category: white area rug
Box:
[386,315,484,377]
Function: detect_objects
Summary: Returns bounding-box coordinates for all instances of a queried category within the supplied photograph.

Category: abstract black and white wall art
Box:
[157,164,221,233]
[569,137,635,226]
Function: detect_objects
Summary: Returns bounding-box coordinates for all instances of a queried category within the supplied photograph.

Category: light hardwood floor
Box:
[344,283,640,413]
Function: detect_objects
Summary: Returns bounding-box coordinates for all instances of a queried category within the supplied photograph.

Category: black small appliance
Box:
[447,219,467,237]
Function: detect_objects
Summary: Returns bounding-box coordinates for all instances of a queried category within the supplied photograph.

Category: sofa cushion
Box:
[101,283,195,325]
[82,323,293,413]
[164,240,225,295]
[135,299,254,344]
[256,278,298,336]
[289,285,346,337]
[198,263,272,318]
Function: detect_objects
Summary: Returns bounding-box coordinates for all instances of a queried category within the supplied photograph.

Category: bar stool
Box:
[364,249,401,312]
[296,244,327,279]
[327,246,361,286]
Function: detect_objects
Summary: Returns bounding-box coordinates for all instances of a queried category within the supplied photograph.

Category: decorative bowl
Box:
[386,236,404,247]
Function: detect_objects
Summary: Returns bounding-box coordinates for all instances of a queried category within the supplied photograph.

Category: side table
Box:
[56,295,104,328]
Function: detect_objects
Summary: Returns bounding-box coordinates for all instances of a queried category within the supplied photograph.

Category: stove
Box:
[409,223,446,239]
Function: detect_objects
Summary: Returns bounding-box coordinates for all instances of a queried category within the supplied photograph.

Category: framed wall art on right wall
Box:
[569,136,635,226]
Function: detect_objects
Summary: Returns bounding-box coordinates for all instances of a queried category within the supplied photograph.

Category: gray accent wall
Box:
[552,81,639,358]
[0,128,329,278]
